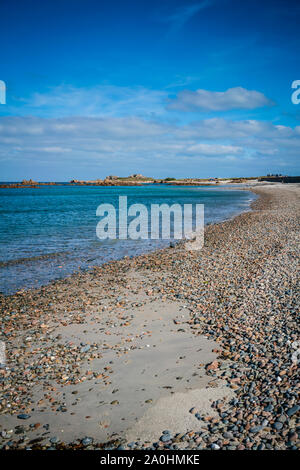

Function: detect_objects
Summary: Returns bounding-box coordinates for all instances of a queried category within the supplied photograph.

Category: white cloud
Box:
[0,115,299,176]
[36,146,71,153]
[186,143,243,155]
[0,84,299,178]
[167,87,274,111]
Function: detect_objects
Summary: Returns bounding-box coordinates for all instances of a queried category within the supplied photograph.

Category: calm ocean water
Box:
[0,184,256,294]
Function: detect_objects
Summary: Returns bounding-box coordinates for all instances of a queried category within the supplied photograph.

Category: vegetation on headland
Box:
[69,174,266,186]
[69,174,155,186]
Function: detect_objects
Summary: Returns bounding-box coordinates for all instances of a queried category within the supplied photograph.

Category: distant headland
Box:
[1,174,300,189]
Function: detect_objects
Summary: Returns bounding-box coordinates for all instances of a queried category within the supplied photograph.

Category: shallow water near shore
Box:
[0,184,256,294]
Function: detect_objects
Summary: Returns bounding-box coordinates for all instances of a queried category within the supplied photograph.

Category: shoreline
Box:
[0,185,257,296]
[0,183,299,450]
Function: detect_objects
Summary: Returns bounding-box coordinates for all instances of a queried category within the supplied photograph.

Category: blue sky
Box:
[0,0,300,180]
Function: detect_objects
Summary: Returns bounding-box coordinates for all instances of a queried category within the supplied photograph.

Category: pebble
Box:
[287,405,299,417]
[211,443,220,450]
[81,437,93,446]
[160,434,171,442]
[49,437,59,444]
[17,414,31,420]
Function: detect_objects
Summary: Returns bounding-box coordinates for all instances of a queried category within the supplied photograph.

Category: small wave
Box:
[0,251,70,267]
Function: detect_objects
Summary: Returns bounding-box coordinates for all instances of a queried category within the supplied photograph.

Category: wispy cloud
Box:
[167,87,275,111]
[4,83,274,119]
[162,1,213,33]
[4,84,168,119]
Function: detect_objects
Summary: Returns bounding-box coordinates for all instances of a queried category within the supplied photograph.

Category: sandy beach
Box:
[0,183,299,450]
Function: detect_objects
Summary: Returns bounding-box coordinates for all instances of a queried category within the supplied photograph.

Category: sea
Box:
[0,184,257,294]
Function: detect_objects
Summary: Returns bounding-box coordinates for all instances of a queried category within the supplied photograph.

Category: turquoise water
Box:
[0,184,256,294]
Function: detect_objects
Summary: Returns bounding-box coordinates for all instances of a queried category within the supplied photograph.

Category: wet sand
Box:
[0,183,299,450]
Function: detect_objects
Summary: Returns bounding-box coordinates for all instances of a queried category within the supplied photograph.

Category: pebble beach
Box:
[0,183,299,450]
